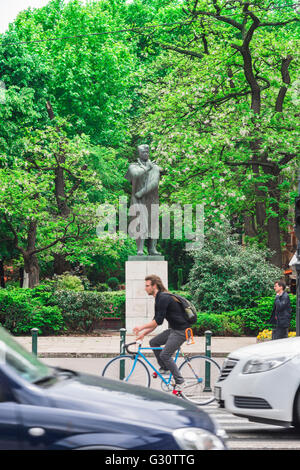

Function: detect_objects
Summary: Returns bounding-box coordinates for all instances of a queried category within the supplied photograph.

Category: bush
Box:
[49,290,125,333]
[188,223,282,313]
[55,274,84,291]
[107,277,119,290]
[0,288,64,335]
[99,291,125,320]
[195,312,243,336]
[0,286,126,335]
[94,283,111,292]
[193,295,296,336]
[226,294,296,335]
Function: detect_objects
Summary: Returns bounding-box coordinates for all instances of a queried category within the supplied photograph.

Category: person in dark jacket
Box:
[133,274,190,391]
[269,280,291,340]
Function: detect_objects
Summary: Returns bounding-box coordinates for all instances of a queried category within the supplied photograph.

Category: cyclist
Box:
[133,274,190,391]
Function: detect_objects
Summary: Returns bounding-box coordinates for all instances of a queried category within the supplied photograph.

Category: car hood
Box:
[43,370,215,433]
[228,336,300,360]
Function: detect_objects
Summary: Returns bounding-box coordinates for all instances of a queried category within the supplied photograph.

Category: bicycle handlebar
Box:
[125,342,142,354]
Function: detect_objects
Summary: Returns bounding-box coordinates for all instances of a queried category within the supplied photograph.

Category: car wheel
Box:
[293,389,300,429]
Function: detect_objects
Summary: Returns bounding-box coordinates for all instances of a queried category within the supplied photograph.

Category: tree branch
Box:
[278,153,297,167]
[155,42,204,59]
[260,18,299,27]
[224,160,277,170]
[194,10,243,31]
[275,55,293,112]
[32,214,76,255]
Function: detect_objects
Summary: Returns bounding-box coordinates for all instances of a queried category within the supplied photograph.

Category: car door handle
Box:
[28,427,46,437]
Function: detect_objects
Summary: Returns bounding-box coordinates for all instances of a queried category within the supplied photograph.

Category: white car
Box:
[214,337,300,428]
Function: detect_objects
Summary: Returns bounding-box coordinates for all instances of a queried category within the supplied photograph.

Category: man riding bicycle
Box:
[133,274,190,391]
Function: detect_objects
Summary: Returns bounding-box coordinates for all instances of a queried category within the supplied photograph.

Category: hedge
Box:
[0,286,296,337]
[195,295,296,336]
[0,288,64,335]
[49,290,125,333]
[0,287,126,335]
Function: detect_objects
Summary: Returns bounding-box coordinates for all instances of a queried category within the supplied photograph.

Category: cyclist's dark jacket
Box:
[154,291,190,330]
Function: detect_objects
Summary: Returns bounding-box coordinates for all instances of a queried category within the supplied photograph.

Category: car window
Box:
[0,326,51,384]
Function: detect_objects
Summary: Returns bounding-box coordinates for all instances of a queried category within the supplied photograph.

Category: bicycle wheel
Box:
[179,355,220,405]
[102,355,151,387]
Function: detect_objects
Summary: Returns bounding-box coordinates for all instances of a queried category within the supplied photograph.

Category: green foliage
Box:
[55,274,84,291]
[195,313,244,337]
[0,285,126,335]
[12,0,139,147]
[94,282,111,292]
[188,224,282,313]
[194,295,296,336]
[0,0,298,289]
[0,288,64,335]
[132,0,299,261]
[107,277,120,290]
[49,289,125,333]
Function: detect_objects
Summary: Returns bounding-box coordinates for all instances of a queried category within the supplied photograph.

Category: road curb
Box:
[38,352,229,359]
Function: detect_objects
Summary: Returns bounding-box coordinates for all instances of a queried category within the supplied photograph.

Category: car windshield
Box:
[0,326,51,383]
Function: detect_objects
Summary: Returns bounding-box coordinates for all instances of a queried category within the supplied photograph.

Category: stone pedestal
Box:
[125,256,168,334]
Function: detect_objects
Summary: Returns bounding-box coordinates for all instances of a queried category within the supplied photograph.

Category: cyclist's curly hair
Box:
[145,274,169,293]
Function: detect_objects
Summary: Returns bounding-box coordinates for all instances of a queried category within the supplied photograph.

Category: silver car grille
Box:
[217,357,239,382]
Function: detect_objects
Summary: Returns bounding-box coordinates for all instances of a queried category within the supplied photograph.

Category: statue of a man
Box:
[125,144,161,256]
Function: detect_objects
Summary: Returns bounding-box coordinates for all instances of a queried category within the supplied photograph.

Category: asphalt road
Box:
[42,356,300,451]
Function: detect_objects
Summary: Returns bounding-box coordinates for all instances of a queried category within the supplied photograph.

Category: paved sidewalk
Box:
[14,333,257,358]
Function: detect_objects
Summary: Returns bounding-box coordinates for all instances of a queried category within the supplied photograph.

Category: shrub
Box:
[0,288,64,335]
[107,277,119,290]
[192,295,296,336]
[94,283,111,292]
[55,274,84,291]
[188,223,282,313]
[49,290,125,333]
[195,312,243,336]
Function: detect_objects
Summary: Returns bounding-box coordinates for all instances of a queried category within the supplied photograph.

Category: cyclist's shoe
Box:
[159,368,169,375]
[172,381,185,395]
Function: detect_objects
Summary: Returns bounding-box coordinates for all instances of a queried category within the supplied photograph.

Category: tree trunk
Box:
[23,252,40,288]
[53,252,71,275]
[23,219,40,287]
[265,175,282,267]
[46,101,71,275]
[243,214,257,238]
[0,259,5,288]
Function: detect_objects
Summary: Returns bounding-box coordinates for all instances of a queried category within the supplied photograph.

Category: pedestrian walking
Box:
[269,280,291,340]
[133,274,190,391]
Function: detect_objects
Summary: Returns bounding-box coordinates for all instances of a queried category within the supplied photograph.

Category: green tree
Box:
[132,0,299,267]
[0,120,101,287]
[12,0,138,147]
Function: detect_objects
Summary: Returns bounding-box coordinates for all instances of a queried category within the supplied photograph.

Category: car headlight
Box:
[242,355,293,374]
[173,427,226,450]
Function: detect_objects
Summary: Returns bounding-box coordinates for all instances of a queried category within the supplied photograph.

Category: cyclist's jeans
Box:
[149,328,186,384]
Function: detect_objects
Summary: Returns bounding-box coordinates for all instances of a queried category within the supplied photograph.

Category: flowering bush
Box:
[257,329,296,342]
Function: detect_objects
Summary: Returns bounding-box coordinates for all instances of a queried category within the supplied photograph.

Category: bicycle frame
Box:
[125,344,182,386]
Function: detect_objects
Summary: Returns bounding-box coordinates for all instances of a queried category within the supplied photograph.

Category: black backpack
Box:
[166,293,198,325]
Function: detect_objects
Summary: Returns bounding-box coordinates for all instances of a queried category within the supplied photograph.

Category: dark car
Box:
[0,326,226,450]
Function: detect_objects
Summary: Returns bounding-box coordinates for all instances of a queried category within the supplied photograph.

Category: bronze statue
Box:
[125,144,161,256]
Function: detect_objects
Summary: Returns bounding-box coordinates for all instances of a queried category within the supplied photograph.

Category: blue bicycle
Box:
[102,341,220,405]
